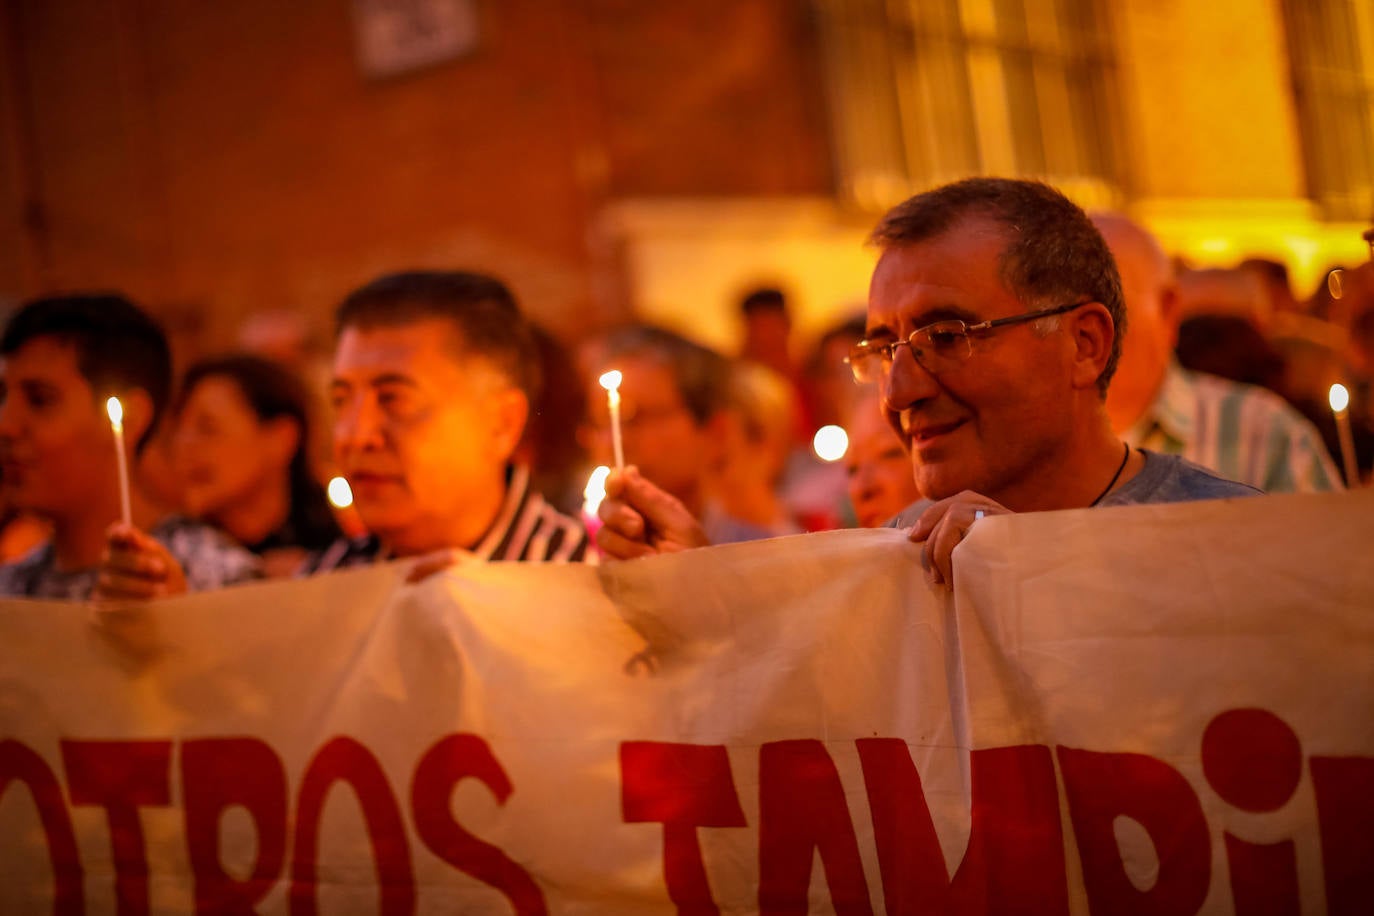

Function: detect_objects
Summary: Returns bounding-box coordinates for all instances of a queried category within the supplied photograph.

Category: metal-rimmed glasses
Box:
[845,301,1089,383]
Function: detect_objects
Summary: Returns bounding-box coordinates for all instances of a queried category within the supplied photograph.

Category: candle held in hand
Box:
[599,370,625,470]
[1329,383,1360,486]
[105,396,133,526]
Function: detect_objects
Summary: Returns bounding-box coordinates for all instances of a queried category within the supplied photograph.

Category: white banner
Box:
[1,490,1371,914]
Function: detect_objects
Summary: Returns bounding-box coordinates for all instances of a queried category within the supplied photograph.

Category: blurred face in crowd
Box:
[870,215,1082,503]
[330,318,526,553]
[811,330,864,429]
[742,308,792,368]
[583,354,719,509]
[173,375,296,523]
[0,336,121,521]
[845,402,921,527]
[1094,215,1179,432]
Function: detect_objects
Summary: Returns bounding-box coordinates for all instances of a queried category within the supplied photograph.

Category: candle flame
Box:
[582,465,611,515]
[598,370,622,392]
[1329,383,1350,413]
[812,425,849,462]
[327,476,354,509]
[105,396,124,430]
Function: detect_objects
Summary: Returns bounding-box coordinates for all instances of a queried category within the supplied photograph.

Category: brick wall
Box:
[0,0,832,346]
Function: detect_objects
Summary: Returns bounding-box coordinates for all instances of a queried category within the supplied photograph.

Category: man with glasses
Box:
[596,178,1257,586]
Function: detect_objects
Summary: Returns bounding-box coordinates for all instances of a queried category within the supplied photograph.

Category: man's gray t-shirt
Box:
[1097,450,1261,506]
[889,449,1260,527]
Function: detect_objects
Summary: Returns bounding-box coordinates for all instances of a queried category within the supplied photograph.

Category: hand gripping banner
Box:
[1,490,1371,914]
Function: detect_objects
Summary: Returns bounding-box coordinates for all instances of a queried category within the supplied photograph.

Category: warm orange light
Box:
[327,476,354,509]
[1329,384,1350,414]
[105,396,124,431]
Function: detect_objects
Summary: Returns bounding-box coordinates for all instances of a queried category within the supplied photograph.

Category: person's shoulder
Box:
[0,543,50,596]
[700,506,778,546]
[889,498,936,528]
[151,516,263,589]
[1188,370,1311,428]
[1166,455,1265,498]
[299,534,383,575]
[1109,451,1262,506]
[0,541,48,572]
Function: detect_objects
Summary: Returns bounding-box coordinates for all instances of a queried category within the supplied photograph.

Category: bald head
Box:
[1090,213,1181,433]
[1092,214,1173,295]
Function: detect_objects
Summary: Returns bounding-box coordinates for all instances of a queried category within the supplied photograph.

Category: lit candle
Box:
[580,464,611,558]
[598,370,625,470]
[105,396,133,526]
[326,476,354,509]
[812,424,849,463]
[582,465,610,517]
[1329,383,1360,487]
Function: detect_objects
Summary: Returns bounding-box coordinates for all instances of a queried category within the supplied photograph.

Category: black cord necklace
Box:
[1090,442,1132,507]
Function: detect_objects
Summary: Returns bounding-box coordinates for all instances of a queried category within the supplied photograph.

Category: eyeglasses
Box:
[845,301,1089,383]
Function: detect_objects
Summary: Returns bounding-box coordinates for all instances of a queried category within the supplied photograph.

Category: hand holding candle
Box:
[1329,383,1360,487]
[599,369,625,470]
[105,396,133,526]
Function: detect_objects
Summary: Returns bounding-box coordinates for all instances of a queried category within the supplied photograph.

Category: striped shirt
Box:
[300,464,592,574]
[1124,362,1342,494]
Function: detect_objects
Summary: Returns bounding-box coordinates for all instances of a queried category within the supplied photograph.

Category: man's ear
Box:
[1160,283,1183,349]
[490,387,530,462]
[1069,303,1115,391]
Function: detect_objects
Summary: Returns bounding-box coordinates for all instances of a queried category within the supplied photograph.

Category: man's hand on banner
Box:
[95,523,188,601]
[597,466,711,560]
[907,491,1010,590]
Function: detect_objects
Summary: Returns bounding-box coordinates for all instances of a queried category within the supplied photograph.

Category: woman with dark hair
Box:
[172,354,341,575]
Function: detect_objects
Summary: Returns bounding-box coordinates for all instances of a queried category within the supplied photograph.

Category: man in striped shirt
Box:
[303,271,590,574]
[1095,214,1342,493]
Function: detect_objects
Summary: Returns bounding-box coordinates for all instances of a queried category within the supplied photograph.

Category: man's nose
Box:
[851,469,876,502]
[882,344,941,412]
[334,396,385,453]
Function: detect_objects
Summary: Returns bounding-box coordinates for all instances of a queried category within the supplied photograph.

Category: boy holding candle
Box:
[0,294,260,599]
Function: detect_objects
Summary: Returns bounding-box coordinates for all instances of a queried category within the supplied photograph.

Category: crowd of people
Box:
[0,177,1368,601]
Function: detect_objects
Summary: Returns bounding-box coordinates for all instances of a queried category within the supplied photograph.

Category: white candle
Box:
[598,370,625,470]
[1329,384,1360,487]
[105,396,133,526]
